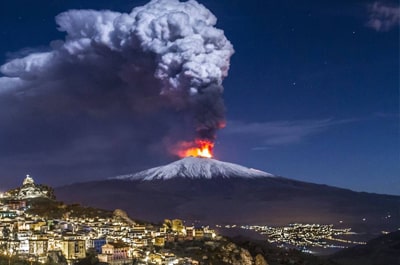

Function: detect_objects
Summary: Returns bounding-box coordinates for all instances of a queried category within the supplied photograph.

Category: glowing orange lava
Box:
[178,139,214,158]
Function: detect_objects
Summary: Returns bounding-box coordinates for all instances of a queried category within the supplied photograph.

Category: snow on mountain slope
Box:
[115,157,274,180]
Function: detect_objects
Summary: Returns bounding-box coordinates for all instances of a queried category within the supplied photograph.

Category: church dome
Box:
[22,175,35,186]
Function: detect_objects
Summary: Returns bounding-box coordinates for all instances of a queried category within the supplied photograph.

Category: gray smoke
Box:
[0,0,233,181]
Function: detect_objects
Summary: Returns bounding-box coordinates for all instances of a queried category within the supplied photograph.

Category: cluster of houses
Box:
[0,176,217,265]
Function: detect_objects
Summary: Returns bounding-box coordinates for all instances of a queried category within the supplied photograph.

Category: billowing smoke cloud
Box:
[366,2,400,32]
[0,0,233,183]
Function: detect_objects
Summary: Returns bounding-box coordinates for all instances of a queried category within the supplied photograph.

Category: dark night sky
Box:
[0,0,398,195]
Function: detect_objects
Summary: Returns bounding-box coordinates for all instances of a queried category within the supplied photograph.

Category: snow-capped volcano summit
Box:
[115,157,274,180]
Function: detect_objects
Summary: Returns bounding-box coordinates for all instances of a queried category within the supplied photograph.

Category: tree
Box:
[74,248,99,265]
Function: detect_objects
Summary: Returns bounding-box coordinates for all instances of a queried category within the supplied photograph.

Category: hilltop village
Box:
[1,176,254,265]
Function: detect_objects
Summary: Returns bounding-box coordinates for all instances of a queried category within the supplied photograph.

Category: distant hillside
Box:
[329,230,400,265]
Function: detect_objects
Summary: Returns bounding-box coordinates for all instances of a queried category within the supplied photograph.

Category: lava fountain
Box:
[176,139,214,158]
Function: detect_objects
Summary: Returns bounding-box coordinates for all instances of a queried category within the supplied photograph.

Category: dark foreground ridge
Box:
[329,230,400,265]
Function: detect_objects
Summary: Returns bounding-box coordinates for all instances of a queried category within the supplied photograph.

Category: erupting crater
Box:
[176,139,214,158]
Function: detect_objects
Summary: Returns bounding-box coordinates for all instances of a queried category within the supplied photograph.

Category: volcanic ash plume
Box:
[0,0,234,170]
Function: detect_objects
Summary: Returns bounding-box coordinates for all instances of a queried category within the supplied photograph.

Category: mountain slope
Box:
[56,158,400,239]
[115,157,273,180]
[56,178,400,237]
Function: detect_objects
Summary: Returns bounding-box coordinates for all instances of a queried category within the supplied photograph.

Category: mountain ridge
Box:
[56,178,400,236]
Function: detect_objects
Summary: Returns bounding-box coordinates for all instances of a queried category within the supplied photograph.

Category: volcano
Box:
[56,158,400,236]
[115,157,273,180]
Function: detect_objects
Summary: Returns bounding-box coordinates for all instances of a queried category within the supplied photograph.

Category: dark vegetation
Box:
[25,197,113,219]
[0,255,40,265]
